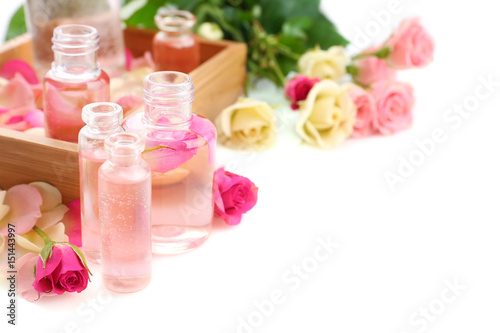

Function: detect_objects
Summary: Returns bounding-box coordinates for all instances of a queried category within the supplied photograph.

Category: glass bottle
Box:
[43,24,110,143]
[78,102,124,264]
[152,9,201,73]
[123,71,216,254]
[99,132,152,293]
[24,0,125,79]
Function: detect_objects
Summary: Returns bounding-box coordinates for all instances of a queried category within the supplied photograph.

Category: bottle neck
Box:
[52,51,100,80]
[105,133,144,167]
[51,24,101,81]
[142,71,195,129]
[154,9,197,40]
[83,102,124,133]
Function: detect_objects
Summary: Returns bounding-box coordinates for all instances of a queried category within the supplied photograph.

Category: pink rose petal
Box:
[5,115,23,124]
[24,109,44,128]
[190,115,216,165]
[17,253,55,302]
[0,184,42,235]
[0,60,39,84]
[0,73,36,116]
[61,199,82,247]
[125,48,134,71]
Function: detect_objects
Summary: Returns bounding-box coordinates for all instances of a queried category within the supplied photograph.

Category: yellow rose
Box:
[215,98,277,150]
[296,80,356,149]
[298,46,350,81]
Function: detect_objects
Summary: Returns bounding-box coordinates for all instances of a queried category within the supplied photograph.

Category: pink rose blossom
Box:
[371,81,415,135]
[385,17,435,69]
[285,75,320,110]
[33,244,89,295]
[348,84,377,138]
[213,168,258,225]
[354,47,396,86]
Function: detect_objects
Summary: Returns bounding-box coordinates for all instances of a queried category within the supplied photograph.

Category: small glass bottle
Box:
[99,133,152,293]
[123,71,216,254]
[78,102,124,264]
[152,9,201,73]
[24,0,126,79]
[43,24,110,143]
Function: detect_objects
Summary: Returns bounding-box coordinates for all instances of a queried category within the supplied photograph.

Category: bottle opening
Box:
[82,102,123,129]
[154,9,197,33]
[143,71,195,126]
[52,24,99,54]
[105,133,145,158]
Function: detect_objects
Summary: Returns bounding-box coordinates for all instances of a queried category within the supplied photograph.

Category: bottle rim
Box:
[52,24,99,54]
[82,102,124,128]
[154,9,197,32]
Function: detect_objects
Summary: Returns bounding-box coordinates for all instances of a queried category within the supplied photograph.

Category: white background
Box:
[1,0,500,332]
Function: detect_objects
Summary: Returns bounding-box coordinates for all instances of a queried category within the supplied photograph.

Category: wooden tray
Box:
[0,28,247,202]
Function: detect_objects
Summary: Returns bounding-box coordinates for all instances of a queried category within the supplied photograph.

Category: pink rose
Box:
[354,47,396,86]
[285,75,320,110]
[385,17,434,69]
[348,84,377,138]
[33,244,89,295]
[213,168,258,225]
[371,81,415,135]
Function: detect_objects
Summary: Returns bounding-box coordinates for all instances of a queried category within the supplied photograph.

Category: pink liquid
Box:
[44,71,110,142]
[99,164,151,293]
[147,136,214,253]
[153,34,201,73]
[79,153,106,264]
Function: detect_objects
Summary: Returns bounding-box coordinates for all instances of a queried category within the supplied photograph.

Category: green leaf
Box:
[304,13,349,48]
[282,16,313,40]
[5,5,26,41]
[40,241,55,270]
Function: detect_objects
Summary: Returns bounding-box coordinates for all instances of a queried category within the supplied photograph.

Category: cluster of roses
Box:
[213,18,434,151]
[285,17,434,149]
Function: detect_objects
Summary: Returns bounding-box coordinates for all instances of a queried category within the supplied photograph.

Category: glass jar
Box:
[43,24,110,142]
[152,9,201,73]
[24,0,125,79]
[123,71,216,254]
[99,132,152,293]
[78,102,124,264]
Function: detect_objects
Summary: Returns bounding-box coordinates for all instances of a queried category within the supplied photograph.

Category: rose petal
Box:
[0,73,36,114]
[5,115,23,124]
[190,115,216,165]
[17,253,56,302]
[0,60,39,84]
[125,48,133,71]
[0,185,42,235]
[35,205,69,230]
[61,199,82,247]
[16,222,67,253]
[0,234,4,255]
[29,182,63,212]
[24,127,45,136]
[24,109,44,128]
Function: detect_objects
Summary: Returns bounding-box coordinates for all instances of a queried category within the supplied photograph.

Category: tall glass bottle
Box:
[44,24,110,143]
[152,9,201,73]
[78,102,124,264]
[99,133,152,293]
[24,0,125,79]
[123,71,216,254]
